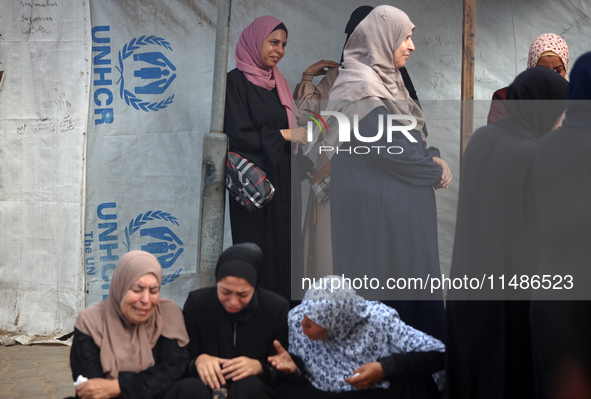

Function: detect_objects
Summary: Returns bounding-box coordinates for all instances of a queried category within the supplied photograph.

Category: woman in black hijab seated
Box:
[182,243,289,399]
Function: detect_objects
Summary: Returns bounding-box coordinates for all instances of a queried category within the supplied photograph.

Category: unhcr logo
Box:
[87,204,184,300]
[117,35,176,112]
[123,210,184,285]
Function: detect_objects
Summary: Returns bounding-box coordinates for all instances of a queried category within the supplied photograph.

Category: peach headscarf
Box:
[74,251,189,379]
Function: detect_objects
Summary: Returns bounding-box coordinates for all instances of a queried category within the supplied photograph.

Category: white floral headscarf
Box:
[527,33,569,75]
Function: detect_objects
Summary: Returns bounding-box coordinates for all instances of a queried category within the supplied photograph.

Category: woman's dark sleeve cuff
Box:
[260,361,279,385]
[379,351,445,381]
[378,355,398,379]
[188,357,198,377]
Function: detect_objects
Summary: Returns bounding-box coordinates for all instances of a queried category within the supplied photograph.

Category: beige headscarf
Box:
[319,5,425,151]
[74,251,189,379]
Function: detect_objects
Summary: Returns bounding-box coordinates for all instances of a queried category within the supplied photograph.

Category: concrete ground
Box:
[0,344,74,399]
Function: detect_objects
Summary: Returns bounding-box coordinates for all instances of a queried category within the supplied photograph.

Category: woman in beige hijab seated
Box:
[70,250,198,399]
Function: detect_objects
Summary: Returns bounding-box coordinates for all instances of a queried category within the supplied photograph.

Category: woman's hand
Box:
[282,127,308,146]
[221,356,263,381]
[304,60,340,76]
[432,157,452,189]
[196,353,228,389]
[75,378,121,399]
[267,340,298,375]
[344,362,384,390]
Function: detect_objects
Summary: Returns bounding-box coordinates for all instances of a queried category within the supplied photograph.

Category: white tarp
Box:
[1,0,590,337]
[0,0,89,337]
[84,0,219,308]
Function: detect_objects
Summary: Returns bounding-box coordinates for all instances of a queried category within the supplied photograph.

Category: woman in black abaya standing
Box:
[529,52,591,399]
[224,16,310,301]
[446,66,569,399]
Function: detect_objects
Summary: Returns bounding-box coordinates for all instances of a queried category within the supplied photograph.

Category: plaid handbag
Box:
[225,151,275,212]
[308,160,331,203]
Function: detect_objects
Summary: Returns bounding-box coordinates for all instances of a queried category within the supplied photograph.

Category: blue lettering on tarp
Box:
[92,26,113,125]
[101,264,116,281]
[86,257,95,275]
[85,231,95,275]
[97,202,119,298]
[101,264,116,300]
[97,202,116,220]
[95,108,114,124]
[98,223,117,241]
[92,26,110,43]
[100,243,118,262]
[85,231,94,249]
[94,88,113,106]
[93,68,112,86]
[93,46,111,65]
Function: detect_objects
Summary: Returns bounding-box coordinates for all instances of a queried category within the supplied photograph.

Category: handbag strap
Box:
[308,160,331,184]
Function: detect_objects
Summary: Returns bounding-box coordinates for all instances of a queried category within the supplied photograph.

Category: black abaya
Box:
[529,53,591,399]
[182,287,288,398]
[445,67,569,399]
[70,329,197,399]
[224,68,294,300]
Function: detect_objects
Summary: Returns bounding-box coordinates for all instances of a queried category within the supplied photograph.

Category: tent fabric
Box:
[1,0,591,338]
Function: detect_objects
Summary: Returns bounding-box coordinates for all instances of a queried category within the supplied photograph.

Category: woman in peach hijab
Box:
[70,251,196,399]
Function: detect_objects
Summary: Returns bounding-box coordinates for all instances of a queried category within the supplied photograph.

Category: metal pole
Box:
[196,0,232,288]
[460,0,475,162]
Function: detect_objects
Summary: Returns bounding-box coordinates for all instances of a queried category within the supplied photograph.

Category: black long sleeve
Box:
[70,328,104,381]
[183,288,289,386]
[70,328,189,399]
[224,68,289,170]
[379,351,444,381]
